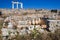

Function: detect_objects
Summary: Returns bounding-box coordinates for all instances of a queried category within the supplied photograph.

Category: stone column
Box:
[17,2,18,9]
[12,2,14,9]
[21,3,23,9]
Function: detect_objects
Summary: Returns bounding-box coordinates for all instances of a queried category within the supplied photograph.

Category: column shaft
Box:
[17,2,18,9]
[12,3,14,9]
[21,3,23,9]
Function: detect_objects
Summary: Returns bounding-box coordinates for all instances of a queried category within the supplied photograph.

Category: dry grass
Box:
[0,20,3,40]
[15,29,60,40]
[0,21,60,40]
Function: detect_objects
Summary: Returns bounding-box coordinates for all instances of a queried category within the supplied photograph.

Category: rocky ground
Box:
[0,9,60,40]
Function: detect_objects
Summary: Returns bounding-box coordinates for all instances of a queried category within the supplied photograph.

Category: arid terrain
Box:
[0,9,60,40]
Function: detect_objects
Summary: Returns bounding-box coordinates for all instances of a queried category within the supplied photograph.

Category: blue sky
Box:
[0,0,60,9]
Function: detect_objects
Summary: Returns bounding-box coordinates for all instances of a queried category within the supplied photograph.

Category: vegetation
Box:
[0,21,3,29]
[0,9,60,40]
[0,23,60,40]
[16,29,60,40]
[51,9,57,13]
[0,20,3,40]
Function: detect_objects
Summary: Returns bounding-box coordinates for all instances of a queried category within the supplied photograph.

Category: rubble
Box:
[0,9,60,40]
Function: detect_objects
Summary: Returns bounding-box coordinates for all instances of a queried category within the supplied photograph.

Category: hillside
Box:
[0,9,60,40]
